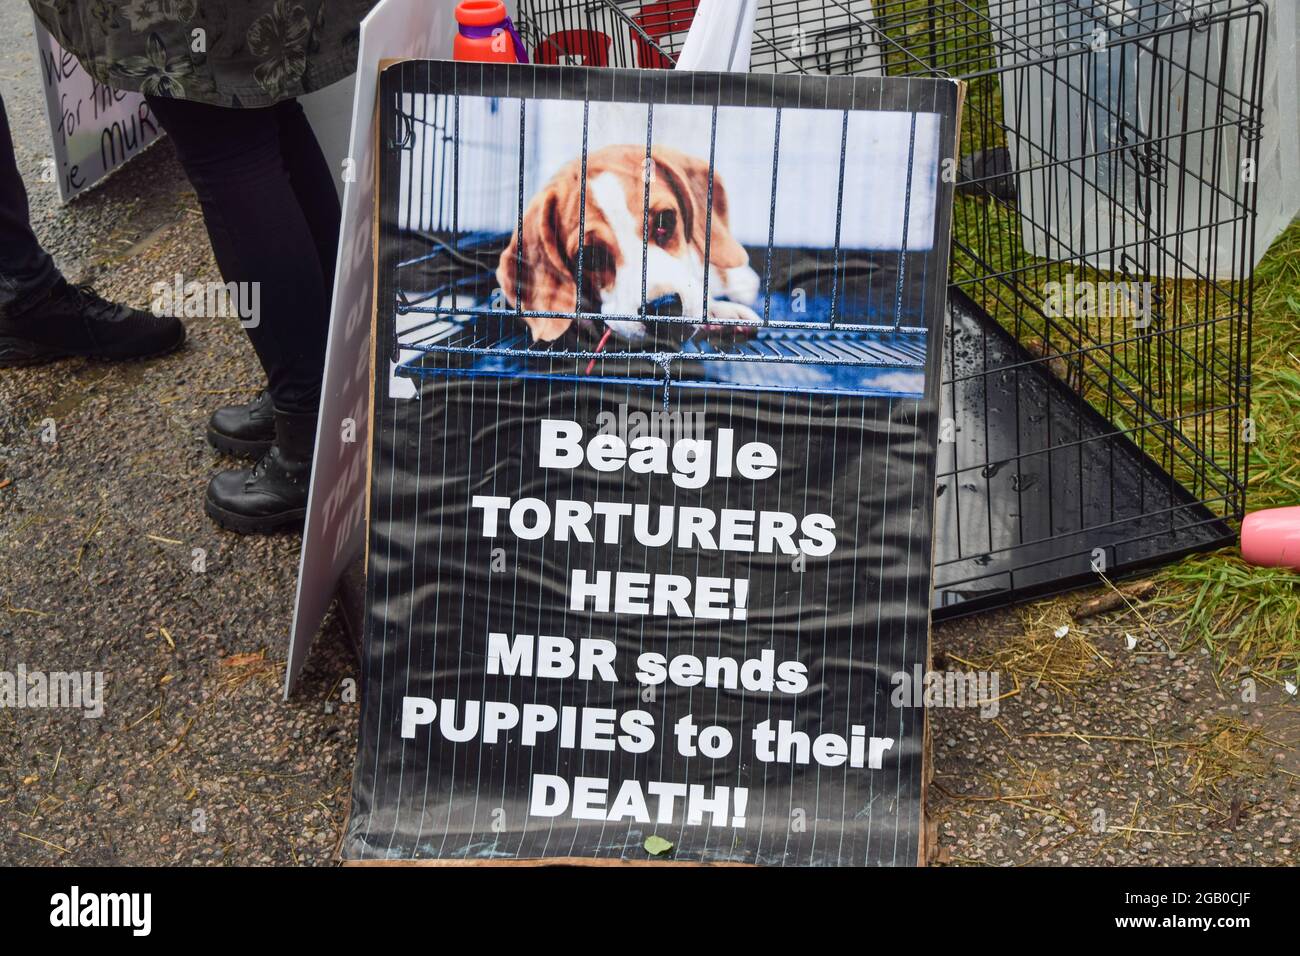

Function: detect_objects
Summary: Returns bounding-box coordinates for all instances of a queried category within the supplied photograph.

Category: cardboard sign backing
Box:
[345,61,961,865]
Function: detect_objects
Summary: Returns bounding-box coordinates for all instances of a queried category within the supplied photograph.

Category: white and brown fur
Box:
[497,144,762,343]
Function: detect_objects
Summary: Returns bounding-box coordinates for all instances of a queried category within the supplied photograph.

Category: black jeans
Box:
[145,95,340,415]
[0,93,60,311]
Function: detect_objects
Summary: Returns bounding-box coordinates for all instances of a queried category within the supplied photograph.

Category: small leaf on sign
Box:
[644,835,673,856]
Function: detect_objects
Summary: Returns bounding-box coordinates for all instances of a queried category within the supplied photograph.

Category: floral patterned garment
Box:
[31,0,377,108]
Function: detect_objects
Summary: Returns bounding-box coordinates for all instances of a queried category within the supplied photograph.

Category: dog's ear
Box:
[497,182,577,341]
[652,146,749,271]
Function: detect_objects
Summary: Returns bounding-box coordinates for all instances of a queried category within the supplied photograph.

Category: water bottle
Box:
[454,1,528,64]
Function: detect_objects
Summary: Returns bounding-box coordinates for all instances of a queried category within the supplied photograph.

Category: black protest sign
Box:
[345,62,960,865]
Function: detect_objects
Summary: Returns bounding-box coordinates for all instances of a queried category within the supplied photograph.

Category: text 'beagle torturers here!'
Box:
[347,59,963,866]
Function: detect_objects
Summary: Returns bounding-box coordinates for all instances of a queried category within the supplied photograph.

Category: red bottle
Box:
[454,1,528,64]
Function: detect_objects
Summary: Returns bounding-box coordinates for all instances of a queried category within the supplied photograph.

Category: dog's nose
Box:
[644,293,683,318]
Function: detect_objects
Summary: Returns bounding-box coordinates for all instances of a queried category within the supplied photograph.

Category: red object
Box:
[584,329,613,375]
[632,0,699,68]
[1240,506,1300,570]
[534,29,613,67]
[454,1,519,63]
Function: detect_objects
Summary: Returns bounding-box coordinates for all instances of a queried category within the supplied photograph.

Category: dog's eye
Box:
[652,210,676,244]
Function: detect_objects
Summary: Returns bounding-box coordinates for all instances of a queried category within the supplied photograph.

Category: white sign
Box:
[300,76,356,204]
[286,0,474,695]
[676,0,756,70]
[33,18,162,202]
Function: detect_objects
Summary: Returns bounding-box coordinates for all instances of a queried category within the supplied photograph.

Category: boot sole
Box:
[204,495,307,535]
[0,328,186,369]
[206,423,274,459]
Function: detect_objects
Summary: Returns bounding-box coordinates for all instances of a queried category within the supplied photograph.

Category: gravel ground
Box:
[1,0,1294,867]
[0,2,356,866]
[929,606,1299,865]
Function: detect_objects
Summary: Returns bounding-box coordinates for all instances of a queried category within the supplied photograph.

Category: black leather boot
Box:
[0,279,185,367]
[206,390,275,457]
[204,407,317,534]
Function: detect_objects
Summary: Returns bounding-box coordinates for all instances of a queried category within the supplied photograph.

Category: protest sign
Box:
[345,61,961,864]
[285,0,472,695]
[32,18,161,203]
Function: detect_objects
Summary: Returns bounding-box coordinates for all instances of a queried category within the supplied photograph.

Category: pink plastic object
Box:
[1240,506,1300,570]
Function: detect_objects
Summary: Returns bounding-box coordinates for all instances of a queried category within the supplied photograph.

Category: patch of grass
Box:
[1181,717,1283,805]
[954,219,1300,678]
[1242,224,1300,511]
[955,164,1300,680]
[904,1,1300,679]
[1147,223,1300,682]
[959,599,1112,698]
[1153,555,1300,678]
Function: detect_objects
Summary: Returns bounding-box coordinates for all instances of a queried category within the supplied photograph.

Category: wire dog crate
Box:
[390,0,1264,615]
[391,196,933,399]
[387,52,943,397]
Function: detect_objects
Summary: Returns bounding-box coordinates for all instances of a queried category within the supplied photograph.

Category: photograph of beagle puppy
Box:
[496,145,762,344]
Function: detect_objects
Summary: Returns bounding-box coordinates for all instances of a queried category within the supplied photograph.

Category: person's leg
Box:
[273,99,342,292]
[145,94,329,416]
[0,92,184,366]
[0,94,59,309]
[203,100,341,458]
[145,94,332,532]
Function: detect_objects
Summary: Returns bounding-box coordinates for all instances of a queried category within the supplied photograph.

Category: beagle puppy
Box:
[496,145,762,344]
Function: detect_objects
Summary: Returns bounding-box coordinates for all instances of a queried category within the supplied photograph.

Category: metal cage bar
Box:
[389,0,1262,613]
